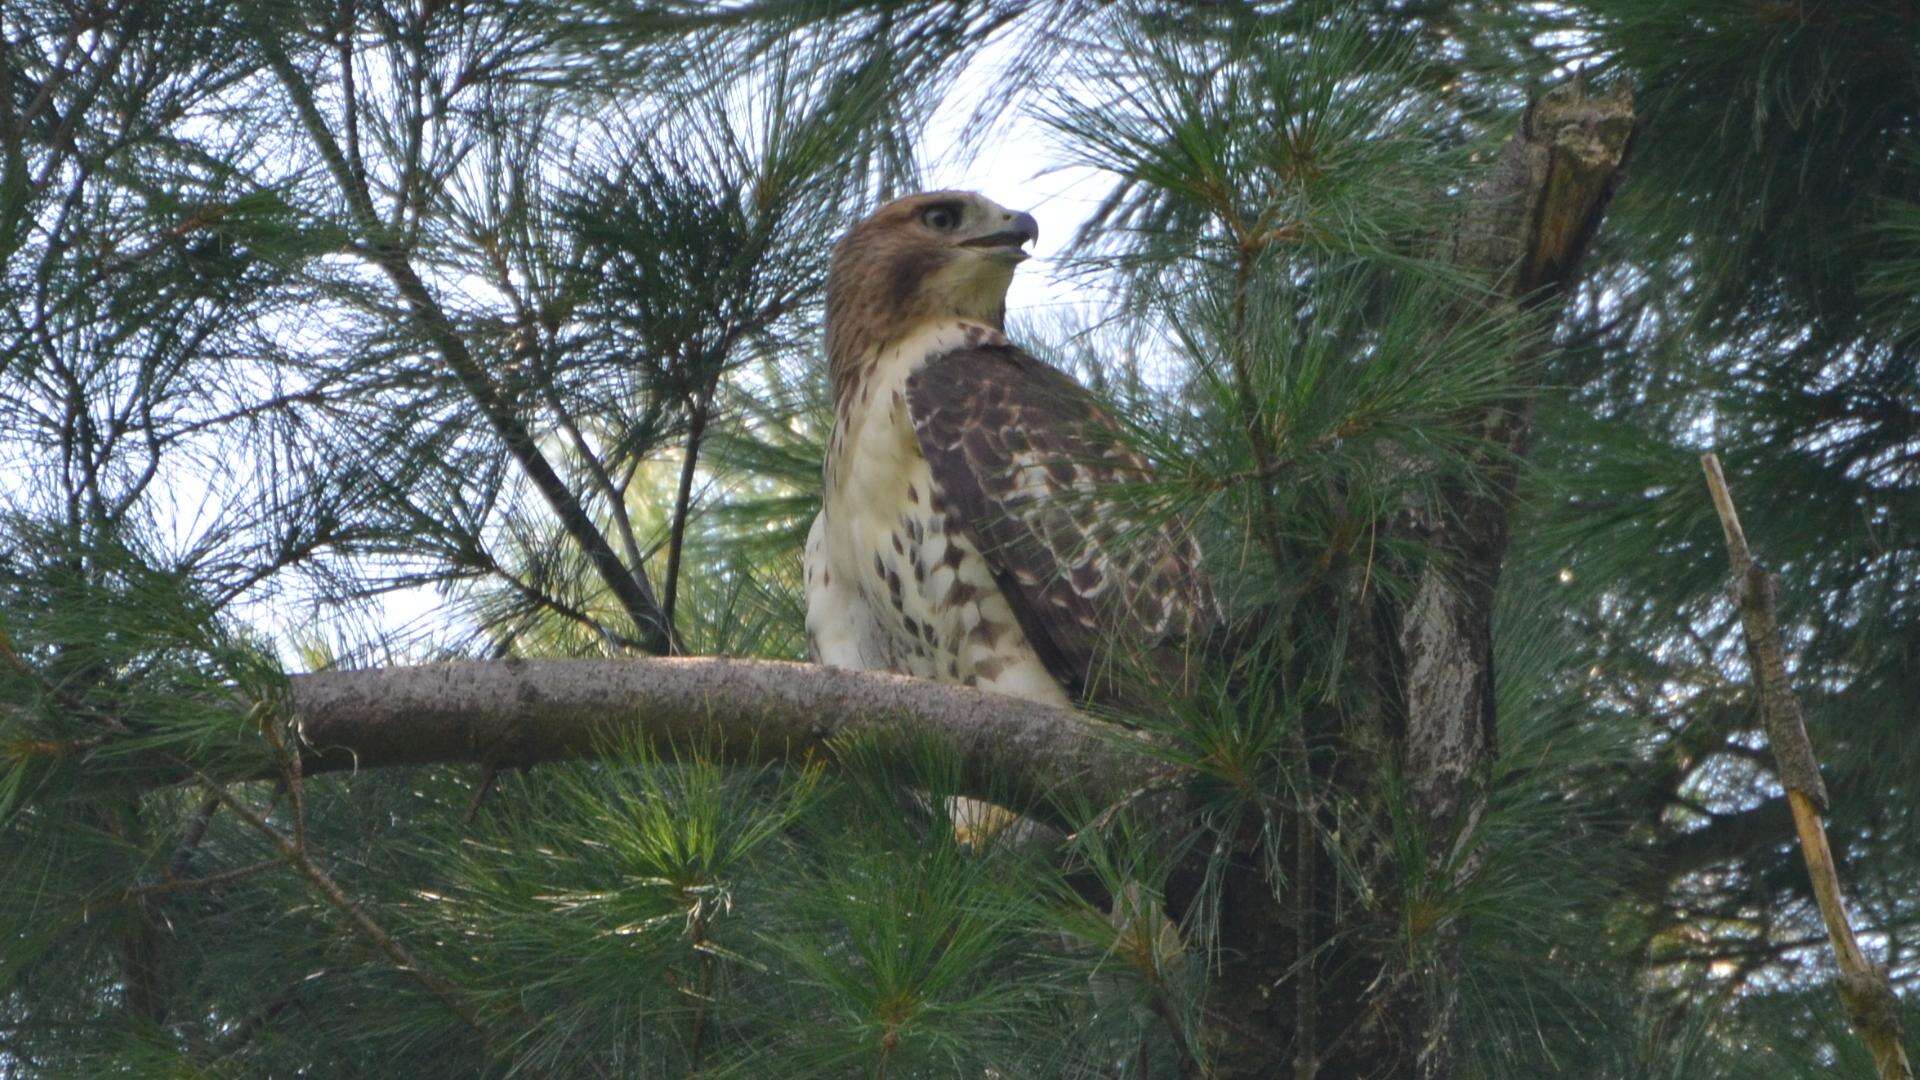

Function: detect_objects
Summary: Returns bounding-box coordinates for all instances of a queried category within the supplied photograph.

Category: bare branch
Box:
[1700,452,1913,1080]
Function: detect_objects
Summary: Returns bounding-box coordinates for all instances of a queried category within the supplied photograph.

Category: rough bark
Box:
[1203,80,1636,1080]
[1380,79,1634,1080]
[1406,78,1636,848]
[264,658,1157,829]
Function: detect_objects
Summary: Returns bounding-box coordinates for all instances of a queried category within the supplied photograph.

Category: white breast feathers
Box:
[803,321,1068,707]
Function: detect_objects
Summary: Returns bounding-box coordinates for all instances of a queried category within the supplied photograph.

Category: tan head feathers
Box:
[825,191,1038,403]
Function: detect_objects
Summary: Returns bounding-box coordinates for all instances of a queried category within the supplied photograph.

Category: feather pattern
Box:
[906,343,1215,705]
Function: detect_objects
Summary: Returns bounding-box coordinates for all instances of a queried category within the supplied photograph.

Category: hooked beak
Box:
[960,210,1039,262]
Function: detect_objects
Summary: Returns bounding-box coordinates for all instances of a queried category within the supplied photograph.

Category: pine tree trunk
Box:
[1200,80,1635,1080]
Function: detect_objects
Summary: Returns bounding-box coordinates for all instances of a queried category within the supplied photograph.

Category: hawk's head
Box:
[826,190,1038,401]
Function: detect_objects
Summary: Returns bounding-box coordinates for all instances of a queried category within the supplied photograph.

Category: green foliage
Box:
[1042,6,1479,295]
[414,741,819,1072]
[0,524,285,816]
[1,0,1916,1076]
[1484,0,1920,1068]
[747,823,1049,1075]
[1578,0,1920,332]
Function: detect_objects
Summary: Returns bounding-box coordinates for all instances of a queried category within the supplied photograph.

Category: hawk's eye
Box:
[921,204,962,232]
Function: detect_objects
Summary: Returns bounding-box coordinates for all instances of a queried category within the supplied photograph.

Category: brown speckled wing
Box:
[906,344,1215,705]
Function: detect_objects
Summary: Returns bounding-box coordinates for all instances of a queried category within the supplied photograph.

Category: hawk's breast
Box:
[803,322,1068,706]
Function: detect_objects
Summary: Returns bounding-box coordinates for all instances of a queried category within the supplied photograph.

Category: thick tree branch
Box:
[1400,79,1637,830]
[279,658,1159,828]
[1363,80,1635,1080]
[1203,80,1639,1080]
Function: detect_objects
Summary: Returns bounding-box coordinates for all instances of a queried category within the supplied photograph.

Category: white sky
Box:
[916,40,1108,318]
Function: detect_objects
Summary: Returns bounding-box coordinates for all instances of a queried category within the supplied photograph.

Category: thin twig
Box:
[1146,993,1208,1078]
[1293,768,1317,1080]
[206,782,488,1031]
[521,328,673,651]
[462,763,498,825]
[480,233,656,604]
[208,974,315,1060]
[206,778,618,1080]
[686,908,715,1070]
[1700,453,1913,1080]
[31,3,144,190]
[336,0,364,189]
[239,11,674,654]
[1225,242,1293,581]
[255,702,307,852]
[87,859,282,918]
[661,381,716,645]
[167,796,222,880]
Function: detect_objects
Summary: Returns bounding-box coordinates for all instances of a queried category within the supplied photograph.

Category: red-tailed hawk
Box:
[804,191,1212,712]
